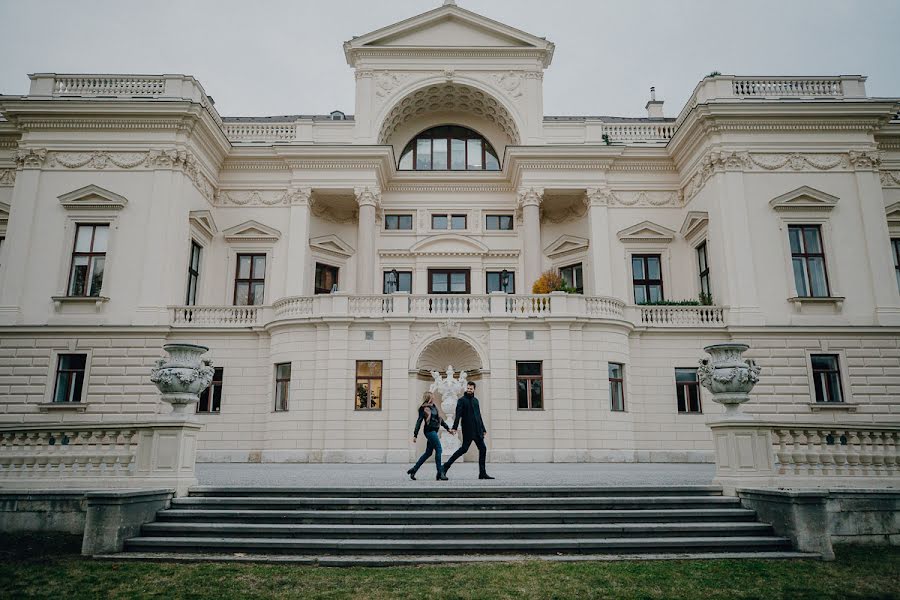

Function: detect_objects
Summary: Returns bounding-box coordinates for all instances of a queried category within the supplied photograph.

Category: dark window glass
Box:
[275,363,291,412]
[315,263,339,295]
[383,271,412,294]
[355,361,383,410]
[486,271,515,294]
[53,354,87,403]
[385,214,413,231]
[432,215,448,230]
[633,255,664,304]
[186,241,202,305]
[450,215,467,230]
[68,224,109,297]
[399,125,501,171]
[516,361,543,410]
[697,242,711,299]
[811,354,844,403]
[789,225,830,297]
[486,215,514,231]
[559,263,584,294]
[675,368,701,413]
[198,367,224,413]
[234,253,265,306]
[428,269,470,294]
[892,239,900,294]
[609,363,625,411]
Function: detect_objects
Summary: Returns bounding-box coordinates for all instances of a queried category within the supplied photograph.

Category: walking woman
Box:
[407,391,450,481]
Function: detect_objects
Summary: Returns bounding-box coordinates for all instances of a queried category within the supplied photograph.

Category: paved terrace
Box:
[196,463,715,488]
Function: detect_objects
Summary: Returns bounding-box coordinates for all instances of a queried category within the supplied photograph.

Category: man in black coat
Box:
[442,381,494,479]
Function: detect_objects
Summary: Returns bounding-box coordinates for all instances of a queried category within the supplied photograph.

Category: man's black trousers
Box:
[443,435,487,476]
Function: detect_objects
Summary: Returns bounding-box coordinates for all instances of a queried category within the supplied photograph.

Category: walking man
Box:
[442,381,494,479]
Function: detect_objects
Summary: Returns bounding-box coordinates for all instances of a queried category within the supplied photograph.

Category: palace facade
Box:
[1,2,899,464]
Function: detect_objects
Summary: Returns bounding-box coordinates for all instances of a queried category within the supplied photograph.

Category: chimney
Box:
[645,86,664,119]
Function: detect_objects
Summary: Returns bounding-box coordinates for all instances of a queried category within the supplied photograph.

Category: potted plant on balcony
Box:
[531,271,576,294]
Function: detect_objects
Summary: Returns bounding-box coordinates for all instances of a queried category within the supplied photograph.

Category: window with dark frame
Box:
[197,367,224,413]
[789,225,830,297]
[431,214,467,230]
[234,253,266,306]
[185,241,202,306]
[485,214,514,231]
[697,241,711,300]
[383,270,412,294]
[53,354,87,403]
[398,125,501,171]
[274,363,291,412]
[559,263,584,294]
[355,361,383,410]
[892,238,900,294]
[385,214,413,231]
[315,263,339,295]
[486,271,515,294]
[811,354,844,403]
[68,224,109,297]
[632,254,664,304]
[675,368,701,413]
[428,269,470,294]
[516,361,543,410]
[609,363,625,411]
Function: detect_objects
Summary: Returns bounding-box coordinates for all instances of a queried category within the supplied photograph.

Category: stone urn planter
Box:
[150,343,215,415]
[698,343,761,419]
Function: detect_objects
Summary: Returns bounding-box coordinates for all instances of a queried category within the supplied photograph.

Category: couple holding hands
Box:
[407,381,493,481]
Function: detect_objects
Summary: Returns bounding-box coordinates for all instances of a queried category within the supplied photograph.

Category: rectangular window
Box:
[431,214,466,230]
[416,138,432,170]
[632,254,664,304]
[466,138,483,170]
[675,368,701,413]
[516,361,543,410]
[789,225,830,297]
[355,360,383,410]
[431,214,448,230]
[197,367,224,413]
[811,354,844,403]
[451,139,466,170]
[234,253,266,306]
[559,263,584,294]
[315,263,339,295]
[428,269,470,294]
[383,270,412,294]
[274,363,291,412]
[68,224,109,297]
[450,214,467,230]
[486,271,515,293]
[697,242,711,300]
[609,363,625,411]
[892,238,900,294]
[185,241,202,306]
[385,214,413,231]
[485,214,514,231]
[53,354,87,403]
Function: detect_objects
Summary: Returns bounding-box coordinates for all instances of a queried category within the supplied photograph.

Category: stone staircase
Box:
[116,485,816,564]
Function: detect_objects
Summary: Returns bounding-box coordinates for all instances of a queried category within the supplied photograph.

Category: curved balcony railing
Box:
[633,305,726,327]
[171,305,262,326]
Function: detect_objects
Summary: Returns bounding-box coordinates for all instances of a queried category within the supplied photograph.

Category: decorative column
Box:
[285,187,313,297]
[517,187,544,292]
[354,186,381,295]
[585,187,613,297]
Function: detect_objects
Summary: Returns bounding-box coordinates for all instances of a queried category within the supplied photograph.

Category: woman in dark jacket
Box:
[407,391,450,481]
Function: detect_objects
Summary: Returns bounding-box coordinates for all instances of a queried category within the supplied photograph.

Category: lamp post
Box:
[388,269,399,293]
[500,269,510,293]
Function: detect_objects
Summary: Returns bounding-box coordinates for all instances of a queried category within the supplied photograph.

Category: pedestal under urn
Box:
[698,343,761,419]
[150,343,215,415]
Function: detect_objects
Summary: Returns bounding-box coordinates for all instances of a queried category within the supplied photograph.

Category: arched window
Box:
[398,125,501,171]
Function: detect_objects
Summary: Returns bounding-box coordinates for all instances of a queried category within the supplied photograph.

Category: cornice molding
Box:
[385,183,513,193]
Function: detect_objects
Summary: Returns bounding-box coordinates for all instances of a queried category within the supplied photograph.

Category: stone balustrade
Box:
[0,420,202,496]
[601,122,675,142]
[172,295,719,327]
[709,420,900,494]
[222,122,298,143]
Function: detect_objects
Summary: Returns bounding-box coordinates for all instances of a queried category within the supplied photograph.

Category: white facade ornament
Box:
[585,187,613,207]
[493,71,524,100]
[354,186,382,208]
[516,187,544,208]
[881,170,900,187]
[429,365,469,457]
[0,169,16,186]
[288,187,313,206]
[15,148,48,169]
[698,343,761,420]
[437,318,461,338]
[150,343,215,416]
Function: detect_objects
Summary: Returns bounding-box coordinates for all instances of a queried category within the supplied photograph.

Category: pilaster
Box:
[549,321,576,462]
[586,187,613,297]
[517,187,544,292]
[285,188,313,297]
[354,186,381,295]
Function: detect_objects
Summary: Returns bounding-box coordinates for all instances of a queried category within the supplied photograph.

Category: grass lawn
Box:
[0,535,898,600]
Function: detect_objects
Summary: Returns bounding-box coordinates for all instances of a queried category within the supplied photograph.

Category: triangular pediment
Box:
[544,235,589,259]
[410,234,490,256]
[769,186,839,212]
[617,221,676,244]
[887,201,900,233]
[58,184,127,211]
[0,201,9,233]
[189,210,218,243]
[223,220,281,243]
[310,234,355,259]
[679,211,710,246]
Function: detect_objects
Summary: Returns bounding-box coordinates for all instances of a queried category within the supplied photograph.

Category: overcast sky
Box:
[1,0,898,119]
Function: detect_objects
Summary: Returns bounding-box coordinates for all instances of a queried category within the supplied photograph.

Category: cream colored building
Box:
[1,2,899,464]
